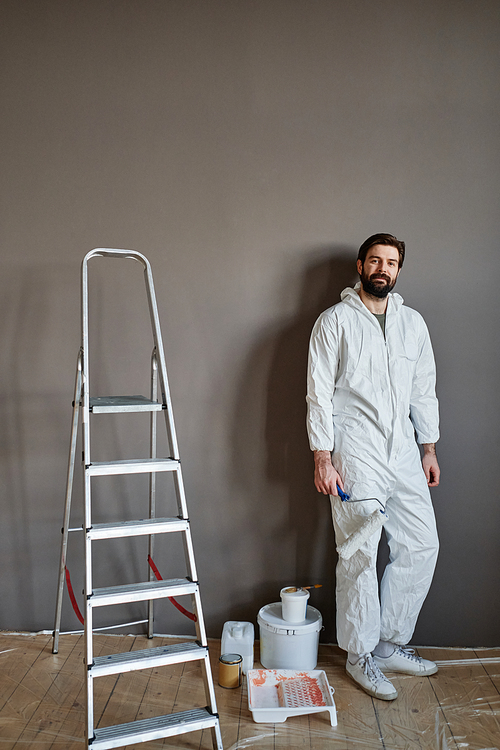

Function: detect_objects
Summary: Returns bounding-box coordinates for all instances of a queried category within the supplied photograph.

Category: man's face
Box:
[357,244,401,298]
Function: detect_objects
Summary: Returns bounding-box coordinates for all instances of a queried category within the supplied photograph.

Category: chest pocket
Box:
[403,335,419,361]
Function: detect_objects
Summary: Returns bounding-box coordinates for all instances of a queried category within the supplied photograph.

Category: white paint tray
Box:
[247,669,337,725]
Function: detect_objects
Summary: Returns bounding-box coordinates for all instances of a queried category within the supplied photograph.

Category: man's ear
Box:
[356,259,363,276]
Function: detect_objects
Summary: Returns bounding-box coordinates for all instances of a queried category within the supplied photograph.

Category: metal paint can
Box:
[218,653,242,688]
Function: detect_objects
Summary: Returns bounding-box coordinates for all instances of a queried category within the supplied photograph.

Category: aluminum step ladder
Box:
[52,249,223,750]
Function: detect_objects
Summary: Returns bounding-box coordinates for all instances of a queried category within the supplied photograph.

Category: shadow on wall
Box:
[229,246,358,642]
[0,263,79,630]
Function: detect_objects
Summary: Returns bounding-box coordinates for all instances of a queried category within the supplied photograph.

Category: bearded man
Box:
[307,233,440,700]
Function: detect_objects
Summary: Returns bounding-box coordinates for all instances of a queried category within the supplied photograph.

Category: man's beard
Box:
[360,269,397,298]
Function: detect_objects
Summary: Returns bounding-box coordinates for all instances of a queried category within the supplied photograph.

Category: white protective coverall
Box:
[307,282,439,655]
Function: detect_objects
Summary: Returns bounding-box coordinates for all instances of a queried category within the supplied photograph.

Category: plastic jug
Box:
[221,621,254,674]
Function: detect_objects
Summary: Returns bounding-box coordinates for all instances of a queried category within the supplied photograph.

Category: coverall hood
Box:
[340,282,404,313]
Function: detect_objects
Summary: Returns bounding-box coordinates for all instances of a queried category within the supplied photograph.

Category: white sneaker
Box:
[346,654,398,700]
[373,646,438,676]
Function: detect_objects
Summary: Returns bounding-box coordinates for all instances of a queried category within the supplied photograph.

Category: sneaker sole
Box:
[373,659,438,677]
[345,667,398,701]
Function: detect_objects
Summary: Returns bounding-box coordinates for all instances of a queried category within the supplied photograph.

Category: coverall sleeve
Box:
[410,318,440,444]
[306,313,339,451]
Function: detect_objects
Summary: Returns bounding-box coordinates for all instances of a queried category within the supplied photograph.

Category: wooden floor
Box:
[0,631,499,749]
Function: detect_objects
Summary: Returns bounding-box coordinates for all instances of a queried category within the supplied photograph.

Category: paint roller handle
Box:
[337,484,350,502]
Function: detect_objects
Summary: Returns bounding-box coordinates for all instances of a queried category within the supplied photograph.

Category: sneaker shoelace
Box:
[361,654,387,684]
[395,646,421,663]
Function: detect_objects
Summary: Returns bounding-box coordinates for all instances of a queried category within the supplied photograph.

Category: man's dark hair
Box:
[357,233,406,269]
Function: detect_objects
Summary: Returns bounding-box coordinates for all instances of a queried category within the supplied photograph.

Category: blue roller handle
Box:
[337,485,386,515]
[337,484,350,502]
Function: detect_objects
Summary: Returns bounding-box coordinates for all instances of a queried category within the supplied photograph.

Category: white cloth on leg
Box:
[330,441,438,655]
[379,444,439,646]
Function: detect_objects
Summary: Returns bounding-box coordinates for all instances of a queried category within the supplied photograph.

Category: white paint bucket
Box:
[258,603,322,670]
[280,586,310,622]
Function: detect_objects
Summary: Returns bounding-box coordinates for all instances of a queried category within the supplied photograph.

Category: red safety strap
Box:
[64,566,84,625]
[147,555,198,622]
[65,559,197,626]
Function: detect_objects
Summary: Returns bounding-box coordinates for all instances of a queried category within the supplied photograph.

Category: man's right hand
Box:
[313,450,344,495]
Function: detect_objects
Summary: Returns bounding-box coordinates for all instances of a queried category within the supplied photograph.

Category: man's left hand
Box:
[422,444,440,487]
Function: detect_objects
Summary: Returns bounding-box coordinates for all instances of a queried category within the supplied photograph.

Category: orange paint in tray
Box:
[247,669,337,725]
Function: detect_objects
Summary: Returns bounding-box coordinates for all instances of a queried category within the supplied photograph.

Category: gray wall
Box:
[1,0,499,646]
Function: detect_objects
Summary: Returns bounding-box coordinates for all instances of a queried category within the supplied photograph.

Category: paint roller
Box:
[335,485,388,560]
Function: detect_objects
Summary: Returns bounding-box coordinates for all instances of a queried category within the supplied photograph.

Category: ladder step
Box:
[88,517,189,540]
[91,578,197,607]
[90,395,163,413]
[90,708,218,750]
[87,458,179,476]
[91,641,207,677]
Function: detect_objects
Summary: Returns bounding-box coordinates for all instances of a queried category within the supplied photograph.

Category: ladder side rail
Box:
[141,261,180,460]
[85,598,96,744]
[81,253,93,617]
[172,465,203,647]
[191,588,208,645]
[173,467,199,584]
[172,463,190,521]
[181,529,199,597]
[199,651,221,732]
[52,350,83,654]
[83,437,94,744]
[191,593,221,741]
[83,443,95,742]
[172,465,201,635]
[148,348,158,638]
[83,471,94,662]
[81,254,92,438]
[211,724,224,750]
[81,253,96,745]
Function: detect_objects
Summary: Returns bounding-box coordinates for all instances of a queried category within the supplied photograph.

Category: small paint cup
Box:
[280,586,310,623]
[218,653,242,688]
